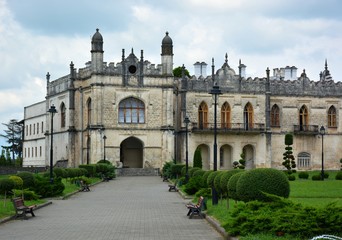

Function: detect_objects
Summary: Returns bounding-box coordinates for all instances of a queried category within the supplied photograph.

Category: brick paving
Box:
[0,176,223,240]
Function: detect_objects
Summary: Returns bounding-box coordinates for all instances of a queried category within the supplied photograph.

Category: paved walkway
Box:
[0,176,223,240]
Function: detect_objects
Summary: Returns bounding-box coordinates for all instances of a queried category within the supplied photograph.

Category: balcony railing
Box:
[191,122,265,133]
[293,125,319,134]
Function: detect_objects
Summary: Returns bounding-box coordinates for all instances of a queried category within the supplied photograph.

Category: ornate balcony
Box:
[191,122,265,134]
[293,125,319,135]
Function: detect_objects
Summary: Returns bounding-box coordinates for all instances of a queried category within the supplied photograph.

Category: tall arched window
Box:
[221,102,231,128]
[119,97,145,123]
[198,102,208,129]
[328,105,337,128]
[299,105,309,131]
[244,102,254,130]
[60,102,66,128]
[270,104,280,127]
[87,98,92,126]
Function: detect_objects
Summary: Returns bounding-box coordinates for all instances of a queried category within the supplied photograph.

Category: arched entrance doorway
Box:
[243,144,254,169]
[197,144,210,170]
[220,144,233,170]
[120,137,143,168]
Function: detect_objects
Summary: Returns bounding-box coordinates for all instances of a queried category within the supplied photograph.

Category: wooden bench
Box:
[79,180,90,192]
[168,181,178,192]
[186,196,205,219]
[12,197,36,219]
[162,175,168,182]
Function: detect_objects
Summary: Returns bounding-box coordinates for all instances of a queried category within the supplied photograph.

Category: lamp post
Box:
[320,126,325,181]
[209,83,222,205]
[184,116,190,183]
[48,105,57,184]
[103,135,107,160]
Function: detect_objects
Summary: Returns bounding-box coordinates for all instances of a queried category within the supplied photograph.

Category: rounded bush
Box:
[171,164,185,178]
[181,165,191,178]
[33,175,65,198]
[53,168,68,178]
[288,175,296,181]
[220,169,244,197]
[192,169,205,177]
[236,168,290,202]
[184,175,204,195]
[189,167,201,177]
[312,174,322,181]
[298,171,309,179]
[162,161,174,178]
[207,171,221,188]
[213,171,225,194]
[202,170,213,187]
[97,160,112,165]
[16,171,35,188]
[227,171,245,201]
[9,175,23,189]
[336,171,342,180]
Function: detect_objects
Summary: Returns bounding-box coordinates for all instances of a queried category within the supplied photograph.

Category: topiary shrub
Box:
[171,164,185,178]
[0,178,15,196]
[192,169,205,178]
[33,175,65,198]
[227,171,245,201]
[193,148,202,169]
[9,175,23,189]
[213,171,226,195]
[202,170,213,188]
[53,168,68,178]
[16,171,35,189]
[336,171,342,180]
[162,161,174,178]
[79,164,97,177]
[189,167,201,178]
[12,189,40,200]
[97,159,112,165]
[298,171,309,179]
[236,168,290,202]
[288,175,296,181]
[207,171,221,188]
[312,174,322,181]
[220,169,244,198]
[195,188,212,198]
[181,165,191,178]
[184,175,204,195]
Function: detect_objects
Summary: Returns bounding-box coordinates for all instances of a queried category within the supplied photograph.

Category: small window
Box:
[328,105,337,128]
[61,102,66,128]
[119,97,145,123]
[298,152,310,168]
[270,104,280,127]
[198,102,208,129]
[221,102,231,128]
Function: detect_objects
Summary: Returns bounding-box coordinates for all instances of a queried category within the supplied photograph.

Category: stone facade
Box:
[22,30,341,171]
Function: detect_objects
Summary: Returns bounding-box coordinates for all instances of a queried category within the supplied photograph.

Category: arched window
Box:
[244,102,254,130]
[221,102,231,128]
[87,98,92,126]
[119,97,145,123]
[60,102,66,128]
[299,105,309,131]
[298,152,310,168]
[328,105,337,128]
[198,102,208,129]
[270,104,280,127]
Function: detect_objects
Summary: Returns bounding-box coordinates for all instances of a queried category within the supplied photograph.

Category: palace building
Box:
[22,29,342,172]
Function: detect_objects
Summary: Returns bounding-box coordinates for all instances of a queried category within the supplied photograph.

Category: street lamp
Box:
[184,116,190,183]
[103,135,107,160]
[209,82,222,205]
[320,126,325,181]
[48,105,57,183]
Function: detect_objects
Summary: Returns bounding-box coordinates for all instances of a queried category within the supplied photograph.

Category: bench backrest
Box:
[13,198,25,208]
[196,196,204,208]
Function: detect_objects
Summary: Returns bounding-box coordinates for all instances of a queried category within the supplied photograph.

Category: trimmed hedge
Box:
[298,171,309,179]
[207,171,221,188]
[220,169,244,197]
[16,171,35,188]
[189,167,201,177]
[336,171,342,180]
[213,171,225,194]
[192,169,205,177]
[79,164,97,177]
[227,171,245,201]
[171,164,185,178]
[236,168,290,202]
[202,170,213,188]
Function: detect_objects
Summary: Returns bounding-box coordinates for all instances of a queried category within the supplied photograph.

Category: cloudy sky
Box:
[1,0,342,148]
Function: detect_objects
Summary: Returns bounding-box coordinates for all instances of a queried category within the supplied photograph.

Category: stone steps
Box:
[116,168,160,176]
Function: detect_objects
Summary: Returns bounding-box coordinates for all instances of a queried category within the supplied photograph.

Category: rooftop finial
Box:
[225,53,228,64]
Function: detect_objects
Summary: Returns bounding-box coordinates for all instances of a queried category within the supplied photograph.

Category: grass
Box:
[0,177,102,219]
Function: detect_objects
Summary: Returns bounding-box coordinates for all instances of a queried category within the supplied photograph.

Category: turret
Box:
[161,32,173,75]
[91,28,104,73]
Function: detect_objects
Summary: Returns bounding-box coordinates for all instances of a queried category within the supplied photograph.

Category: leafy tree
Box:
[173,66,191,78]
[0,119,23,161]
[282,133,296,174]
[193,148,202,169]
